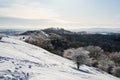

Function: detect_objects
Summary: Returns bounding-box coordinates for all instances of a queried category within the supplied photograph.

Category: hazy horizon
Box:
[0,0,120,29]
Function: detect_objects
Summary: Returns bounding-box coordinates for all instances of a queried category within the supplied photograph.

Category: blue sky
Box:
[0,0,120,29]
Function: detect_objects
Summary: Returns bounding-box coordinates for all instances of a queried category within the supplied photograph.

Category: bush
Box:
[98,59,115,72]
[110,52,120,65]
[112,67,120,77]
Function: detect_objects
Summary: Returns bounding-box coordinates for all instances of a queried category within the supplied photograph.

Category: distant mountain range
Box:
[0,29,26,35]
[0,28,120,35]
[73,28,120,34]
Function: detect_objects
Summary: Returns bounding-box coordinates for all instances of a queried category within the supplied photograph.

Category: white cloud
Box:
[0,0,120,29]
[0,2,55,19]
[0,0,69,24]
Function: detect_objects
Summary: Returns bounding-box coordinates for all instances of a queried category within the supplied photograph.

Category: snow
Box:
[0,37,119,80]
[8,35,30,41]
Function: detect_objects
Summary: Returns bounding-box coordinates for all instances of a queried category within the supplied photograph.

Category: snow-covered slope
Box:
[0,37,119,80]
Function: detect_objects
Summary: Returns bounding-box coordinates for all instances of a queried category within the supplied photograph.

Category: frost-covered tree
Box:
[63,48,75,59]
[64,48,90,69]
[109,52,120,65]
[98,59,115,72]
[72,48,90,65]
[84,46,103,60]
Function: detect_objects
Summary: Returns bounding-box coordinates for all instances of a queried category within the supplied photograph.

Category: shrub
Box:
[112,67,120,77]
[110,52,120,65]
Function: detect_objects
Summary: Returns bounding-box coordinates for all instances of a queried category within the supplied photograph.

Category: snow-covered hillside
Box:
[0,37,119,80]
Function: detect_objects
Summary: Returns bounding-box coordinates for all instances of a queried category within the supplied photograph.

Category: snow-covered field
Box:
[0,37,119,80]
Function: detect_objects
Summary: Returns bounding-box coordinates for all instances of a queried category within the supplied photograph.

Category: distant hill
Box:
[21,28,120,53]
[0,29,26,35]
[74,28,120,34]
[42,28,74,35]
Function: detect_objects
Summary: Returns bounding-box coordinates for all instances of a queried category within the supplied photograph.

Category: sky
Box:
[0,0,120,30]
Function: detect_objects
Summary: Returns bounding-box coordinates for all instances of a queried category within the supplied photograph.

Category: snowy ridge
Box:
[0,37,119,80]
